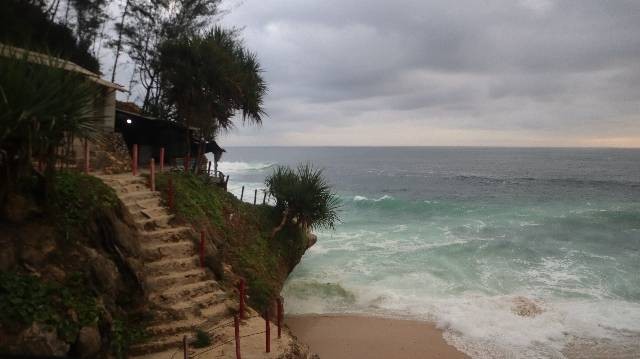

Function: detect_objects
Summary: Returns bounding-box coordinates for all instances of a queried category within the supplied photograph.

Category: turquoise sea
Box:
[217,147,640,358]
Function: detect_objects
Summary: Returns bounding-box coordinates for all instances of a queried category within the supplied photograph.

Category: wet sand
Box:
[286,314,469,359]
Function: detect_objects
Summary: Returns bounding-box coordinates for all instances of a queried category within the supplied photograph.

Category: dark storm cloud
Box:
[217,0,640,146]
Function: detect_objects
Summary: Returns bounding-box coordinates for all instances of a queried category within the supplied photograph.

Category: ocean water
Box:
[218,147,640,359]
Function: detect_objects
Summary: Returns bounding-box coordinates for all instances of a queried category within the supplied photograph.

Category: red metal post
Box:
[159,147,165,172]
[238,279,246,319]
[150,158,156,192]
[277,297,283,338]
[167,177,174,210]
[234,315,241,359]
[200,230,205,268]
[132,144,138,176]
[265,308,271,353]
[183,335,188,359]
[83,139,90,173]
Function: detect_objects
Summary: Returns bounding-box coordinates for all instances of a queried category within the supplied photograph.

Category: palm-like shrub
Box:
[0,48,101,205]
[266,164,340,238]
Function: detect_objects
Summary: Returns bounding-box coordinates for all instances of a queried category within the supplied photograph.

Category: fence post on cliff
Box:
[83,139,90,173]
[253,189,257,205]
[159,147,165,172]
[150,158,156,191]
[262,191,267,205]
[238,279,246,319]
[234,315,241,359]
[240,186,245,201]
[182,335,188,359]
[265,307,271,353]
[200,230,205,268]
[277,297,283,338]
[132,144,138,176]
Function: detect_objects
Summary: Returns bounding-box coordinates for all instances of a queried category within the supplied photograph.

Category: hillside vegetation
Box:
[156,172,310,312]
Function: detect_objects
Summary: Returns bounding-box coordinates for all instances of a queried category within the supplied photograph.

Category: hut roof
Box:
[0,43,125,90]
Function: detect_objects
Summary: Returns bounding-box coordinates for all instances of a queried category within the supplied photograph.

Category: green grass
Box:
[156,171,308,311]
[51,171,119,240]
[0,272,100,342]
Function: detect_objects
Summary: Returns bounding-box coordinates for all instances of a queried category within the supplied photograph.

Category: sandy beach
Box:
[286,314,469,359]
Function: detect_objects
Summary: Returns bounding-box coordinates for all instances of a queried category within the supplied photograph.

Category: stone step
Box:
[145,255,200,276]
[141,241,194,260]
[200,301,234,319]
[95,174,144,184]
[135,214,174,230]
[129,206,171,222]
[147,268,209,290]
[132,311,234,355]
[120,191,160,205]
[144,318,207,337]
[115,182,151,195]
[140,227,193,243]
[148,280,219,305]
[133,197,164,210]
[169,290,228,312]
[129,333,190,356]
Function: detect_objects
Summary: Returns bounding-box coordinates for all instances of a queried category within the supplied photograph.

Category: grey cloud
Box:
[212,0,640,145]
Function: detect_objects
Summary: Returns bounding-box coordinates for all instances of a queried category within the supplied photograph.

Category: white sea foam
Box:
[217,161,274,174]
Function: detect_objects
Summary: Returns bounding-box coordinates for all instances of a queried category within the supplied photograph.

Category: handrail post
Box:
[159,147,165,172]
[265,308,270,353]
[238,279,246,319]
[150,158,155,191]
[182,335,188,359]
[277,297,283,338]
[132,144,138,176]
[234,315,241,359]
[253,189,257,205]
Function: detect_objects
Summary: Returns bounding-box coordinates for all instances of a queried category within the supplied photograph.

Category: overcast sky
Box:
[116,0,640,147]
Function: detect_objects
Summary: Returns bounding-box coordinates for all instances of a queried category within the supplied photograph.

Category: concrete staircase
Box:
[95,173,236,356]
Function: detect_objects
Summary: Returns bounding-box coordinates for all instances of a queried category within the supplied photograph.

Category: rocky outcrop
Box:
[16,323,70,357]
[75,326,102,358]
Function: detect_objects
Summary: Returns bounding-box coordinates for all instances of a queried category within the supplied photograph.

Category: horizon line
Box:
[222,145,640,149]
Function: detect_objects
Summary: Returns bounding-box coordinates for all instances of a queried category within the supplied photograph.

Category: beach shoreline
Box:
[285,314,469,359]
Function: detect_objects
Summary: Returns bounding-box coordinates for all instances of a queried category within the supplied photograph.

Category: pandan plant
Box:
[265,163,340,239]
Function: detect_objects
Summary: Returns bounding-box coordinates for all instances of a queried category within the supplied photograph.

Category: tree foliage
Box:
[118,0,223,115]
[0,0,100,72]
[266,164,340,237]
[159,27,267,139]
